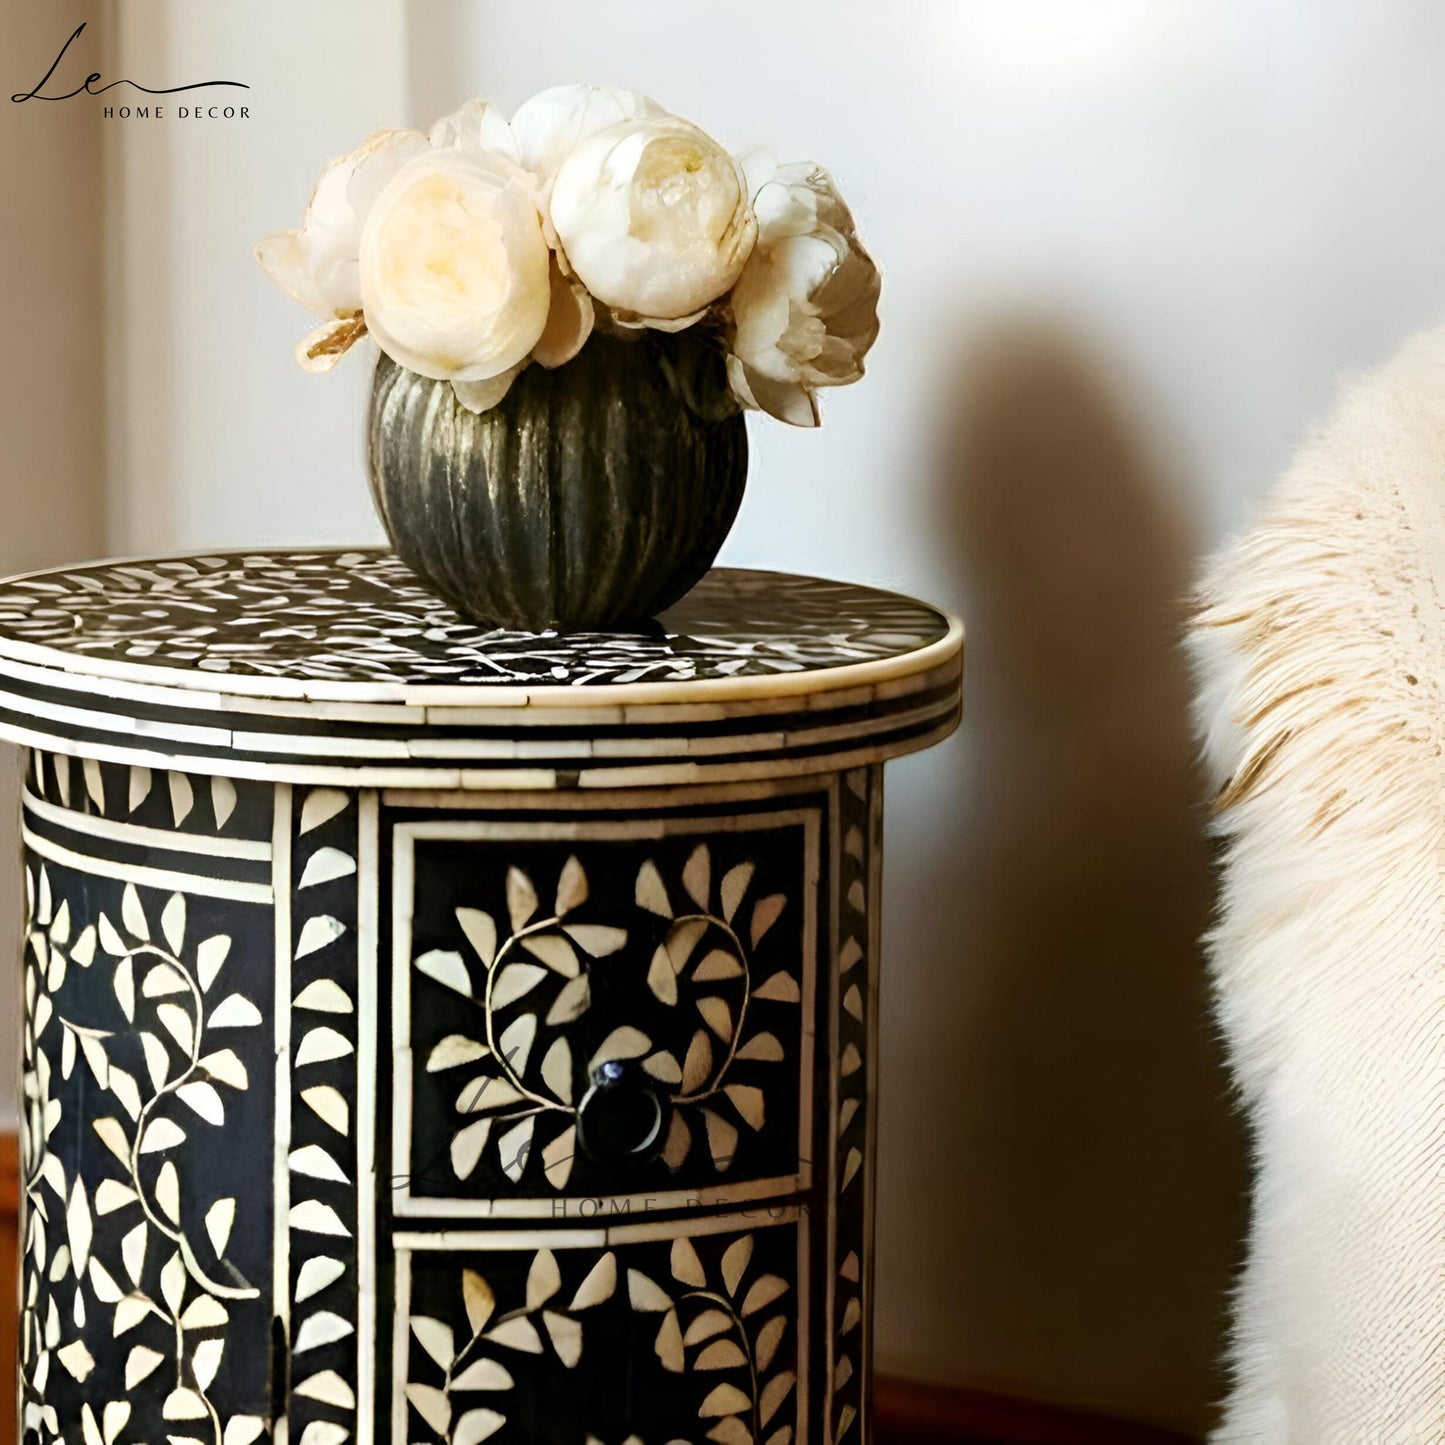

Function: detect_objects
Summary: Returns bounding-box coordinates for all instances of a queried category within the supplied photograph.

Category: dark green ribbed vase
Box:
[367,329,748,632]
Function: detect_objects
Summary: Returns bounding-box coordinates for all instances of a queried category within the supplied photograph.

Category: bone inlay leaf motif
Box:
[0,554,949,687]
[20,865,267,1442]
[410,842,801,1196]
[400,1226,801,1444]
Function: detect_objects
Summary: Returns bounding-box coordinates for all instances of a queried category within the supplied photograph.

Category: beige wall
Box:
[106,0,406,555]
[0,3,109,1118]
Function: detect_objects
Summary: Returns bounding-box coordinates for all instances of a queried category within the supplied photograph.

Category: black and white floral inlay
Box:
[401,1228,799,1444]
[829,767,875,1441]
[402,823,812,1204]
[287,784,368,1439]
[0,552,949,686]
[28,750,271,847]
[8,631,906,1437]
[20,864,270,1442]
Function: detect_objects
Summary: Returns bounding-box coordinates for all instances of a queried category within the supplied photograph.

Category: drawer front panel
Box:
[390,806,821,1217]
[392,1211,809,1445]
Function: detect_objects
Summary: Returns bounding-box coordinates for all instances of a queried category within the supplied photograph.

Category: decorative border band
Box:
[0,658,961,784]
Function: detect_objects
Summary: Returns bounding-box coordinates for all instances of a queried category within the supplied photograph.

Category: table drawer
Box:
[389,804,821,1217]
[392,1210,809,1444]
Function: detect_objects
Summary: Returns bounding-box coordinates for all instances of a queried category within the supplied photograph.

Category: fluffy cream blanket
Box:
[1190,326,1445,1442]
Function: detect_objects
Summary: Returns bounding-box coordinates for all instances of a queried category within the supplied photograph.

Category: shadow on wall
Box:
[876,325,1248,1438]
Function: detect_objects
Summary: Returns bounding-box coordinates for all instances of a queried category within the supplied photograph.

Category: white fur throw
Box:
[1190,327,1445,1442]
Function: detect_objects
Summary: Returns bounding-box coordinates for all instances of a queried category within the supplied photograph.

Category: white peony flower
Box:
[415,97,594,396]
[726,162,881,427]
[258,88,883,429]
[550,114,757,322]
[359,147,552,394]
[256,128,430,370]
[509,83,662,189]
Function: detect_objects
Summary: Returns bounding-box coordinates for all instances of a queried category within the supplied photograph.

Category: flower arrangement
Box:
[256,84,881,428]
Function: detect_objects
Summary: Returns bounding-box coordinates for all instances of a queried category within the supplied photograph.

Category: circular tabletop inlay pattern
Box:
[0,552,963,784]
[0,551,953,691]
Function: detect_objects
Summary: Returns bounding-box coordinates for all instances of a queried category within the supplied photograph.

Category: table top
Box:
[0,551,963,788]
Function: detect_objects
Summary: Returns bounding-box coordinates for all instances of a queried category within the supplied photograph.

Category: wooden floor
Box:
[874,1377,1198,1444]
[0,1131,1194,1444]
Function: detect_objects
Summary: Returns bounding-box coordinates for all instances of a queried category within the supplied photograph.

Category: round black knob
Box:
[576,1061,665,1168]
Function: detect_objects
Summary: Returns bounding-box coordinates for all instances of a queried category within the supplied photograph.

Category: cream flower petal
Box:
[609,306,709,335]
[429,97,523,167]
[753,173,822,247]
[255,230,330,317]
[510,84,662,188]
[342,128,433,218]
[453,367,521,414]
[755,375,820,429]
[735,145,778,200]
[531,260,595,369]
[726,355,819,428]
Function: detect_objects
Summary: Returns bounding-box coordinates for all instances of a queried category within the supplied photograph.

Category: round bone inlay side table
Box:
[0,552,962,1445]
